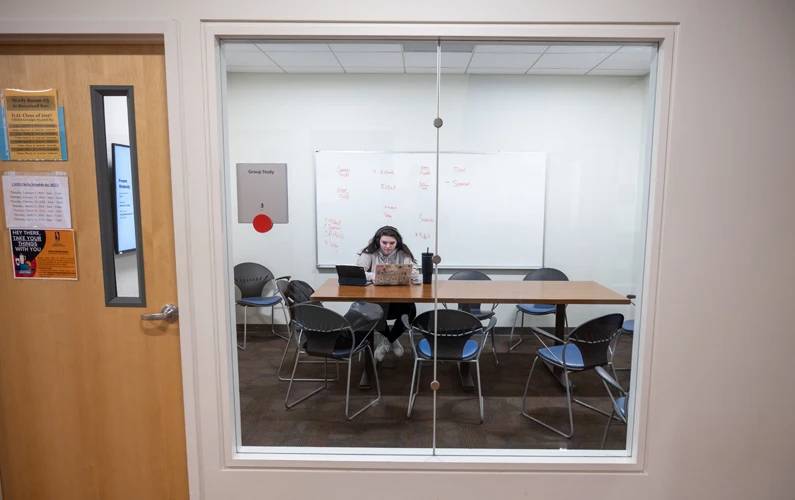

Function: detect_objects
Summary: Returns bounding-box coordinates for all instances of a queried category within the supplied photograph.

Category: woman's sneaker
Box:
[391,339,404,358]
[374,338,391,361]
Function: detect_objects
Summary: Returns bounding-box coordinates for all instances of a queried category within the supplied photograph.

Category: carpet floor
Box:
[237,329,632,450]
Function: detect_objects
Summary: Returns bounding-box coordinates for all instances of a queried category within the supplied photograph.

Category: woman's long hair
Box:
[359,225,416,263]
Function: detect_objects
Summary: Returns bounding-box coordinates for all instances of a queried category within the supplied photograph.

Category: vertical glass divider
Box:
[432,39,442,455]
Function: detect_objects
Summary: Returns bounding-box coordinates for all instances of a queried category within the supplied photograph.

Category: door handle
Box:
[141,304,179,322]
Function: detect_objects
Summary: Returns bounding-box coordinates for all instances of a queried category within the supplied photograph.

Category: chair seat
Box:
[332,340,370,358]
[537,344,584,369]
[615,397,627,419]
[237,296,282,307]
[517,303,556,315]
[461,307,495,320]
[417,339,479,360]
[622,319,635,333]
[302,339,370,358]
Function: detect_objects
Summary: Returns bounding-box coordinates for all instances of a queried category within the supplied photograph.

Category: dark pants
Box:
[378,302,417,342]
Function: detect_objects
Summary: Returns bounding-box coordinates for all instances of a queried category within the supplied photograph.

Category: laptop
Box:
[374,263,413,286]
[335,265,368,286]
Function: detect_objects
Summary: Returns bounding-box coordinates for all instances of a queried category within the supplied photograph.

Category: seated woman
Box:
[356,225,419,361]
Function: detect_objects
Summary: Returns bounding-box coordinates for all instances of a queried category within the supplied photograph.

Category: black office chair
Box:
[275,280,338,383]
[594,365,629,449]
[521,313,624,438]
[611,294,636,372]
[509,267,569,352]
[402,309,496,423]
[284,304,382,421]
[233,263,290,350]
[444,270,499,365]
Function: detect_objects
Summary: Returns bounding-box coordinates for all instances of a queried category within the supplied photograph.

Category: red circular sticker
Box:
[252,214,273,233]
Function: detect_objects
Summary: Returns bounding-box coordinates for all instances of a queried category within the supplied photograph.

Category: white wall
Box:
[5,1,795,499]
[227,73,647,326]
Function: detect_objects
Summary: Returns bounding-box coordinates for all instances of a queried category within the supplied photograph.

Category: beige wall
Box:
[3,1,794,499]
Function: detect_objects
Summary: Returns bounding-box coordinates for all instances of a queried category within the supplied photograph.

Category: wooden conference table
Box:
[312,279,630,388]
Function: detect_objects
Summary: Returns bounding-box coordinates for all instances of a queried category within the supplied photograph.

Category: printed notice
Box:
[10,228,77,280]
[236,163,289,224]
[1,88,66,161]
[2,173,72,229]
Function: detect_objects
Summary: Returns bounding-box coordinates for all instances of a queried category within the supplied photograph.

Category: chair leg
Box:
[613,329,632,372]
[346,345,381,421]
[407,358,420,418]
[572,397,617,419]
[238,305,248,350]
[601,410,616,450]
[509,309,523,352]
[521,356,574,438]
[475,360,484,423]
[271,304,287,340]
[490,330,499,365]
[284,346,326,409]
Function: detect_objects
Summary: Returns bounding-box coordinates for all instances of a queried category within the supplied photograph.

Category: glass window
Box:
[221,38,656,455]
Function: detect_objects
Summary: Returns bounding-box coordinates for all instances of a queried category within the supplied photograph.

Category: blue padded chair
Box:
[402,309,496,423]
[509,268,569,351]
[234,262,290,350]
[521,313,624,438]
[594,365,629,449]
[445,270,499,365]
[285,304,382,420]
[611,294,636,372]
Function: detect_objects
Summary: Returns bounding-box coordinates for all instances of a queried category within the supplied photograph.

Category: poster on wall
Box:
[1,172,72,229]
[10,228,77,280]
[236,163,289,224]
[0,88,68,161]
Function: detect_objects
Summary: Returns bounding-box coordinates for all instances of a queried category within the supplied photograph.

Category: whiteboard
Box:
[315,151,547,269]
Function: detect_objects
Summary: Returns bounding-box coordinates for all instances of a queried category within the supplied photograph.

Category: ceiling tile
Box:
[223,51,278,67]
[330,43,402,52]
[265,51,340,67]
[466,67,528,74]
[334,51,404,67]
[545,44,621,54]
[281,66,345,73]
[343,67,406,73]
[526,68,590,75]
[595,46,655,70]
[403,52,472,68]
[255,43,331,52]
[474,44,548,53]
[468,53,541,69]
[532,53,611,69]
[588,69,650,76]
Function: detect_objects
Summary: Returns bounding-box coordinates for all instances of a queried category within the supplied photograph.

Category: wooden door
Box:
[0,44,187,500]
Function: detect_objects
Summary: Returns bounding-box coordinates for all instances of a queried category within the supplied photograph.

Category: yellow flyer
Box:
[10,228,77,280]
[2,88,66,161]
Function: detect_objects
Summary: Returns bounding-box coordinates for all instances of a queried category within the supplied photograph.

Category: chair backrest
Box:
[280,279,317,317]
[523,267,569,282]
[234,262,275,298]
[567,313,624,369]
[449,270,491,313]
[292,304,351,357]
[410,309,483,360]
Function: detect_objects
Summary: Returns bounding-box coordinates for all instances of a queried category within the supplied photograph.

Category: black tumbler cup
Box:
[421,252,434,284]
